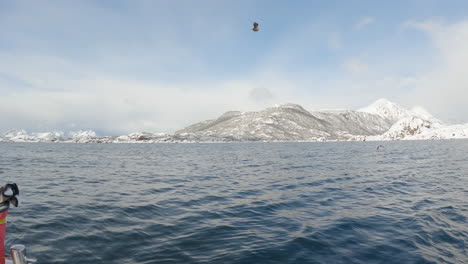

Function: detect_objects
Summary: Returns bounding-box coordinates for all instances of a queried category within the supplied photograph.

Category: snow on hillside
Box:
[356,99,467,141]
[1,130,97,143]
[367,117,468,141]
[68,130,97,143]
[358,98,438,123]
[358,98,412,122]
[367,116,434,140]
[1,99,467,143]
[2,129,37,142]
[176,103,394,141]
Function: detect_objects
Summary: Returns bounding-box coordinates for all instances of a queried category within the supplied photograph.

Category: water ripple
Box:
[1,140,467,263]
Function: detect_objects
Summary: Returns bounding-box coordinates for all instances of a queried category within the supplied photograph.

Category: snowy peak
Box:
[1,99,467,143]
[358,98,412,122]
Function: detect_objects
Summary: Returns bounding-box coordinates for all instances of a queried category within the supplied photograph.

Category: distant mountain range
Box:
[1,99,467,143]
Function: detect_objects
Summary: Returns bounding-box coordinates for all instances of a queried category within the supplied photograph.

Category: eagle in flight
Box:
[252,22,259,32]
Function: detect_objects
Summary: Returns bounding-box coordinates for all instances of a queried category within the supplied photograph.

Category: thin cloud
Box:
[354,17,375,30]
[328,32,343,50]
[249,87,275,103]
[404,19,468,122]
[342,58,369,74]
[403,19,443,34]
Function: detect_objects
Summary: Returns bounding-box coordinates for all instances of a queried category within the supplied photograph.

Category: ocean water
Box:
[0,140,467,264]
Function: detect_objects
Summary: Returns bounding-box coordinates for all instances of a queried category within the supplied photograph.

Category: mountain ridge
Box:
[1,99,467,143]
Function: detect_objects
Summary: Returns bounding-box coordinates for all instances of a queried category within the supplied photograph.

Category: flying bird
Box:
[252,22,259,32]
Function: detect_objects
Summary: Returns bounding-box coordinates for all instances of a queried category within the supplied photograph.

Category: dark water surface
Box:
[1,141,467,264]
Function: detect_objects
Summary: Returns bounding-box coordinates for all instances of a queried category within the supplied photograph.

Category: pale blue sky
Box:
[1,1,468,135]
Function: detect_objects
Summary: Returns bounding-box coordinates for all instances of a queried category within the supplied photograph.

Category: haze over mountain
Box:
[1,99,467,143]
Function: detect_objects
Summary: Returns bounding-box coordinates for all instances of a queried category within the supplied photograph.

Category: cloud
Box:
[403,19,443,34]
[403,19,468,122]
[2,2,468,135]
[249,87,274,103]
[0,78,262,135]
[329,19,468,123]
[354,17,375,30]
[0,49,295,135]
[328,32,343,50]
[342,58,369,74]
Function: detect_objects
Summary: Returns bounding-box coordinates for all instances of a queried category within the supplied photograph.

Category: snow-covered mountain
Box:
[175,103,393,141]
[368,116,468,141]
[358,98,440,123]
[358,98,411,122]
[357,99,468,141]
[1,130,97,143]
[1,99,467,143]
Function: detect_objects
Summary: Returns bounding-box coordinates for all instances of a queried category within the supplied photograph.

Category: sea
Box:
[1,140,467,264]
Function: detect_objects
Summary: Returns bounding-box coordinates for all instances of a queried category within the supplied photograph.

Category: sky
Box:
[1,0,468,135]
